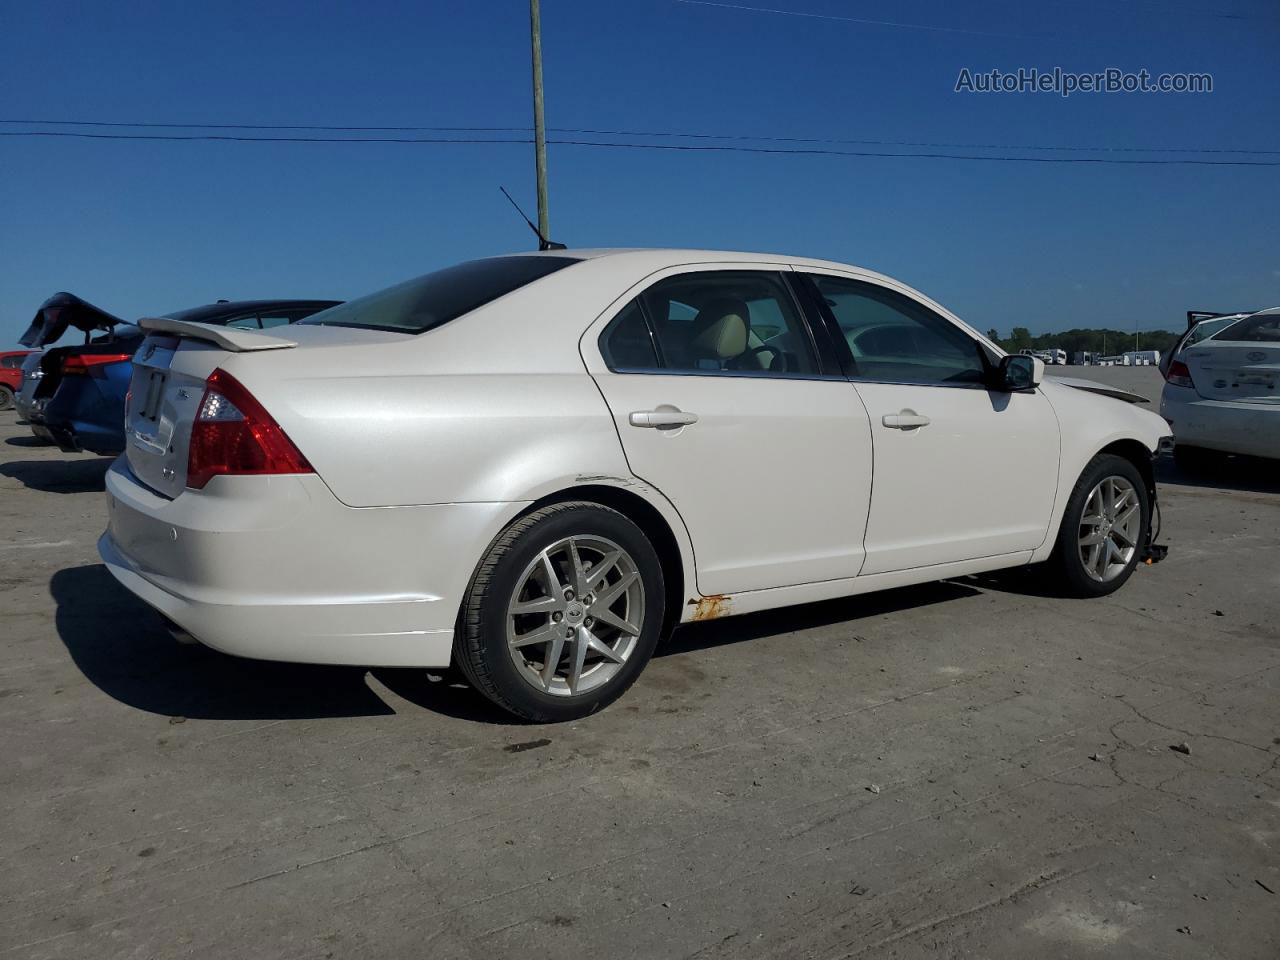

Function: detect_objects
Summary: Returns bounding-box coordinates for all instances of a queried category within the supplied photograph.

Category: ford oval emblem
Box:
[1247,351,1266,362]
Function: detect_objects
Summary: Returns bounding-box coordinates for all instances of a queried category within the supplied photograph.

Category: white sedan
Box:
[1160,307,1280,465]
[101,250,1171,720]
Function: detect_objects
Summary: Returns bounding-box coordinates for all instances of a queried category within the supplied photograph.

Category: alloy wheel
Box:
[1077,476,1141,582]
[505,535,646,697]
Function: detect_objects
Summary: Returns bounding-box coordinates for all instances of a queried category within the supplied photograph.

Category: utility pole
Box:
[529,0,550,243]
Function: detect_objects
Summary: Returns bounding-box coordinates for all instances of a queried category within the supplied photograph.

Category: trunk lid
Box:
[1184,311,1280,403]
[20,292,124,348]
[126,336,235,496]
[123,321,398,498]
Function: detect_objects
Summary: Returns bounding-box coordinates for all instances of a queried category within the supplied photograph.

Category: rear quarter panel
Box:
[221,259,654,510]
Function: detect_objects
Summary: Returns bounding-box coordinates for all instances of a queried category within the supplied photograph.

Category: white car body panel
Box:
[1030,379,1170,564]
[588,370,873,595]
[852,381,1059,574]
[581,261,873,596]
[100,248,1173,667]
[1159,308,1280,460]
[1160,385,1280,460]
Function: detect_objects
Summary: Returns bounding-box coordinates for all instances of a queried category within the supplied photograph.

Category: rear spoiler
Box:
[139,316,298,352]
[1186,309,1254,330]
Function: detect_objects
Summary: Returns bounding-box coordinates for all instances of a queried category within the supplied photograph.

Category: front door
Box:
[797,271,1060,576]
[583,266,873,596]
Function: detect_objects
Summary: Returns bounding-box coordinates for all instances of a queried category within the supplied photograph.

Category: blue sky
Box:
[1,0,1277,343]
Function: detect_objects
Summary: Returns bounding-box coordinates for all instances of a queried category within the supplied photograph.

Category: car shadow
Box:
[53,564,398,720]
[370,668,530,725]
[954,566,1069,599]
[52,564,527,724]
[1154,454,1280,495]
[660,580,982,656]
[51,567,1011,724]
[5,435,51,447]
[1,458,110,493]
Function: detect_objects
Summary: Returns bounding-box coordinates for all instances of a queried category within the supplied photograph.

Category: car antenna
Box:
[499,186,566,251]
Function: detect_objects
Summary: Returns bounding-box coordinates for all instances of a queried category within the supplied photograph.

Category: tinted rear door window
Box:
[636,271,818,375]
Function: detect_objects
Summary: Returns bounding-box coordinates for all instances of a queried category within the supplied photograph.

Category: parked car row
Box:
[0,349,33,410]
[12,293,340,454]
[1019,348,1067,365]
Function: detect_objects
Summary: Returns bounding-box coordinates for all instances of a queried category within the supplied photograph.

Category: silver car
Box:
[13,350,45,424]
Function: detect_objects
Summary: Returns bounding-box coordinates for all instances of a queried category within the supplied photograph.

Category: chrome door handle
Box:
[882,412,931,429]
[629,409,699,429]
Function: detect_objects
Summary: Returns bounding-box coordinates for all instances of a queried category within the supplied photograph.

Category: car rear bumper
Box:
[46,418,123,455]
[1159,386,1280,460]
[37,419,81,452]
[98,458,520,667]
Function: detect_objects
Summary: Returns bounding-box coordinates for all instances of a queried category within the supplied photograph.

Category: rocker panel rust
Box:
[688,594,732,621]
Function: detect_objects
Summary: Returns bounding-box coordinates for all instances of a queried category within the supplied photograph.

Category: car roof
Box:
[517,247,894,278]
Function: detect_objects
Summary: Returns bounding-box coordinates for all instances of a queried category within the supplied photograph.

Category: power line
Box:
[2,118,1278,156]
[0,118,527,132]
[1104,0,1275,22]
[681,0,1279,27]
[674,1,1033,38]
[562,127,1280,157]
[3,129,1278,165]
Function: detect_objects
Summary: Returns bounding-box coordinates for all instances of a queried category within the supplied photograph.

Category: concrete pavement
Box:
[2,407,1277,959]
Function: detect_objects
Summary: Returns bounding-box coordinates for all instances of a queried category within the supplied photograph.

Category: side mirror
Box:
[996,354,1043,391]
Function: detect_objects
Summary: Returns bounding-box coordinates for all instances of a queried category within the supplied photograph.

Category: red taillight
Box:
[186,368,312,490]
[1165,359,1195,389]
[62,353,131,375]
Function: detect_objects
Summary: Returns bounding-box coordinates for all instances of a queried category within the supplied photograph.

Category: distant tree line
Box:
[984,327,1181,357]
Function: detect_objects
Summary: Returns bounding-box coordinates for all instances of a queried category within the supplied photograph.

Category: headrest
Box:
[691,298,750,359]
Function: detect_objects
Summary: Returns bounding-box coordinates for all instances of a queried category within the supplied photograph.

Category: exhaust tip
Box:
[160,615,200,646]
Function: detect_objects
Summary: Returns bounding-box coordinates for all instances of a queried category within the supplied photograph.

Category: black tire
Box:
[1049,453,1150,598]
[456,501,665,722]
[0,385,14,412]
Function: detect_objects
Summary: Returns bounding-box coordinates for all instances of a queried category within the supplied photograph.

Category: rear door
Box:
[796,270,1060,575]
[583,265,873,596]
[1183,312,1280,404]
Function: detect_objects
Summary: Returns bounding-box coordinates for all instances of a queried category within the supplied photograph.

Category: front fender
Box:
[1032,381,1171,562]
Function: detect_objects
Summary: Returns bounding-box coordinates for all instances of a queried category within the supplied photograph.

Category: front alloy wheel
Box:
[1052,453,1151,597]
[1076,476,1142,583]
[457,502,665,721]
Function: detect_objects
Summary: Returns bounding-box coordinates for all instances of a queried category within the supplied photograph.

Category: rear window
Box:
[1210,312,1280,343]
[1185,315,1242,347]
[299,255,580,334]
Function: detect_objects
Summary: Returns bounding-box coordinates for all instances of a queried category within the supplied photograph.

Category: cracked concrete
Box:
[2,376,1278,959]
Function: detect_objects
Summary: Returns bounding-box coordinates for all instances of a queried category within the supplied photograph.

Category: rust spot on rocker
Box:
[688,594,731,621]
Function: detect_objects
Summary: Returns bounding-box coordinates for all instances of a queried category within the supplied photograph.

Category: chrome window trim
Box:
[603,366,850,383]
